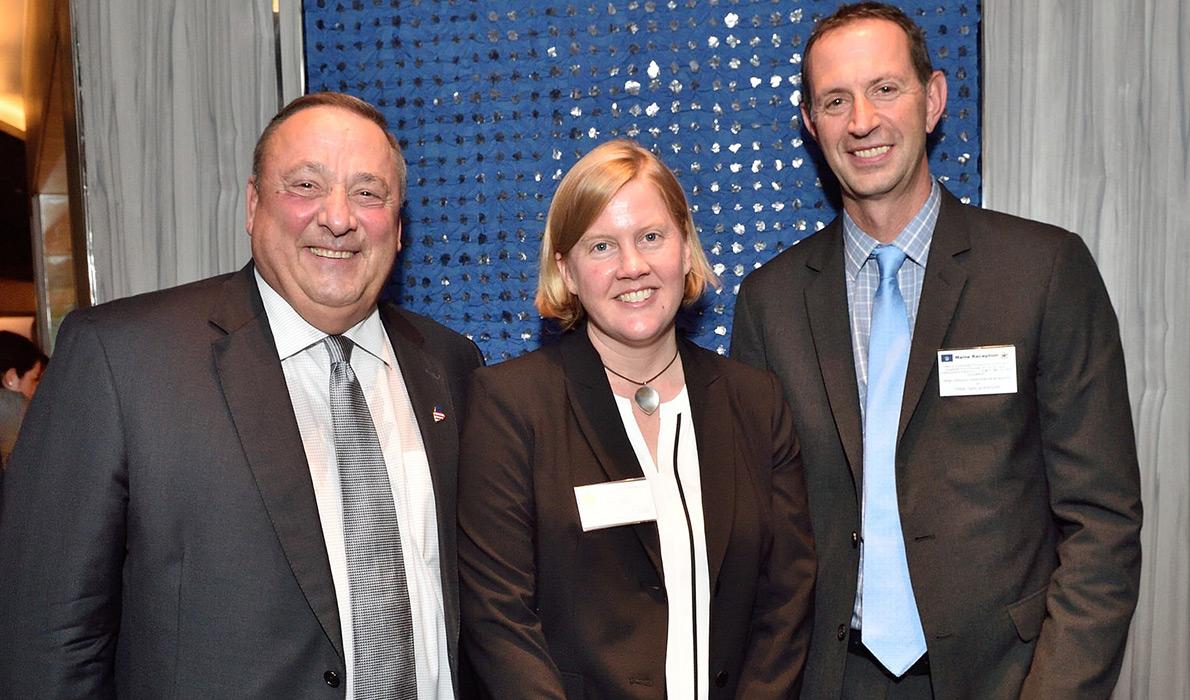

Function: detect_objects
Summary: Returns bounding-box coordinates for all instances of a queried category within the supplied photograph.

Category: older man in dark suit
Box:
[0,92,482,698]
[732,3,1141,699]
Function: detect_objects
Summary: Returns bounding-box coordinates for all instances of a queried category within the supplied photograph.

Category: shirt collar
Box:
[843,179,940,280]
[254,269,389,366]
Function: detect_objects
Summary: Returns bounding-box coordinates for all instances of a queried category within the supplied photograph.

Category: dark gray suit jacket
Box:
[0,263,482,698]
[731,187,1142,699]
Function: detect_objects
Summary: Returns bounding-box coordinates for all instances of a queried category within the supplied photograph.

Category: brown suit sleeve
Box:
[735,371,817,698]
[457,371,569,699]
[1021,233,1143,698]
[729,279,768,373]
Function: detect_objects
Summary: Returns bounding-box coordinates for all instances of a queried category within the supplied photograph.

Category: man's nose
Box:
[319,187,356,235]
[848,95,880,137]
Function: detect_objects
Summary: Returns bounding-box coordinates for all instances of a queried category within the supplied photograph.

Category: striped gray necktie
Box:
[325,334,417,699]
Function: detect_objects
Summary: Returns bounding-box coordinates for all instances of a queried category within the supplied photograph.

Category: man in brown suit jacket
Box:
[732,4,1141,698]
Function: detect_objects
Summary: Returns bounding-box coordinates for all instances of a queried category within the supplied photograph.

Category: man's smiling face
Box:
[801,18,945,213]
[246,105,402,334]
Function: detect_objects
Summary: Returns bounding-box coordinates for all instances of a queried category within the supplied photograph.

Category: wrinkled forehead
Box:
[262,106,398,177]
[807,18,915,85]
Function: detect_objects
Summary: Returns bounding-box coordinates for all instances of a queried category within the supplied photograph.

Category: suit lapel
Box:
[209,265,343,660]
[899,191,971,440]
[682,342,735,586]
[803,226,865,490]
[559,328,664,576]
[378,303,454,504]
[377,303,463,651]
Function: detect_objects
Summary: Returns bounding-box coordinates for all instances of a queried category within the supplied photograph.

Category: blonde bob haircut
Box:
[535,139,719,329]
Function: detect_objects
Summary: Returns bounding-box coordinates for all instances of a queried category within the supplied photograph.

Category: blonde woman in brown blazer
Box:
[458,140,816,699]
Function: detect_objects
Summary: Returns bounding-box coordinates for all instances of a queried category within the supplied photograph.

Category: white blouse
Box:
[614,387,711,700]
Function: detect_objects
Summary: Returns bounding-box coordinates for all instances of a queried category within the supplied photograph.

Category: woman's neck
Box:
[587,327,679,381]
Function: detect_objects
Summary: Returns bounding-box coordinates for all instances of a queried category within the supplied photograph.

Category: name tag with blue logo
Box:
[937,345,1017,396]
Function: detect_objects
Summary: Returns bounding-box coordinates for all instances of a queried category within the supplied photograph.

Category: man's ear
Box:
[924,70,948,134]
[801,103,819,141]
[395,216,403,254]
[245,177,259,235]
[2,368,17,392]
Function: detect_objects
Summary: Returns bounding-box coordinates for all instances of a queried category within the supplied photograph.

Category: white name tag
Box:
[574,478,657,532]
[937,345,1018,396]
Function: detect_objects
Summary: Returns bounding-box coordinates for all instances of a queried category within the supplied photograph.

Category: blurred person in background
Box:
[0,330,47,469]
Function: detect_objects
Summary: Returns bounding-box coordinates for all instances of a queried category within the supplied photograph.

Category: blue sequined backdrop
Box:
[304,0,981,361]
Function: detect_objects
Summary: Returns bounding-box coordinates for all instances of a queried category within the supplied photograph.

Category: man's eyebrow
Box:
[277,164,390,193]
[280,161,331,178]
[818,73,905,96]
[350,171,392,194]
[866,73,907,87]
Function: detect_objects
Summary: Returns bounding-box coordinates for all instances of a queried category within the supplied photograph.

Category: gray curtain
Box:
[983,1,1189,698]
[70,0,283,303]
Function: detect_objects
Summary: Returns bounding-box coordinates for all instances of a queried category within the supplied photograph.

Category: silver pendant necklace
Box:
[602,349,680,416]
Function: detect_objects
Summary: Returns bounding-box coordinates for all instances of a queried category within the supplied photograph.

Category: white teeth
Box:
[310,247,354,259]
[617,289,654,303]
[854,145,891,158]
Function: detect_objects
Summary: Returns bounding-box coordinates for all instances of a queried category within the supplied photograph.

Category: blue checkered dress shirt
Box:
[844,179,941,628]
[845,180,941,411]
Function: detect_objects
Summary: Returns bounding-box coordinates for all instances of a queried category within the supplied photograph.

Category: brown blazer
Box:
[731,186,1142,699]
[458,328,816,699]
[0,263,482,698]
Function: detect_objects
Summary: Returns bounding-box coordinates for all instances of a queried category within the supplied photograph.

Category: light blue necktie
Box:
[861,245,927,676]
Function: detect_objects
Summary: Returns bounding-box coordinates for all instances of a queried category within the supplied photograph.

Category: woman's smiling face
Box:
[556,177,692,353]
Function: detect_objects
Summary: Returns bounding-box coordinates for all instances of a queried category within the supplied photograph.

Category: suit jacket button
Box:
[851,530,859,548]
[642,582,666,601]
[324,670,340,687]
[837,624,847,641]
[714,670,729,687]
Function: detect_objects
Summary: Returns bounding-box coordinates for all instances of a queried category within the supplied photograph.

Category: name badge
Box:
[937,345,1017,396]
[574,478,657,532]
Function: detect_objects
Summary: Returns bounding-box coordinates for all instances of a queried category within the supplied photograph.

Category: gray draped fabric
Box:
[71,0,283,302]
[983,2,1189,698]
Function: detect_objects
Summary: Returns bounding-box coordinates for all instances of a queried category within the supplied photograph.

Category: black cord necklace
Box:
[602,348,680,415]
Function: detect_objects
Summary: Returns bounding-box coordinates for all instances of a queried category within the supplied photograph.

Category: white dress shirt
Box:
[256,272,453,700]
[616,388,710,700]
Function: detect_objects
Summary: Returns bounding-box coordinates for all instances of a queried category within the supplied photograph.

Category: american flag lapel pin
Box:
[432,405,447,423]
